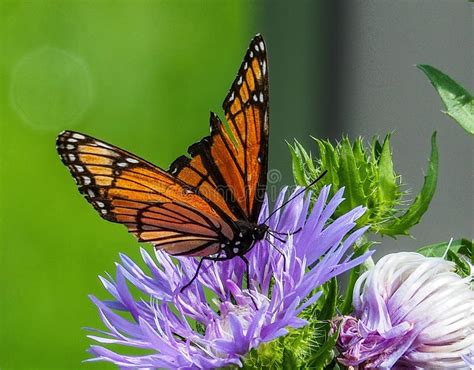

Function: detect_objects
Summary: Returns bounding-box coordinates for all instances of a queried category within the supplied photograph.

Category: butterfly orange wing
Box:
[169,35,269,222]
[56,131,235,257]
[57,35,270,258]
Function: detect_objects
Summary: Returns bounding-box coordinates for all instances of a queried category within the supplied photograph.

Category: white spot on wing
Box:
[67,138,78,143]
[233,247,239,254]
[249,51,253,58]
[96,142,113,149]
[229,92,234,101]
[237,76,243,85]
[253,94,258,102]
[66,144,75,150]
[255,44,260,52]
[82,176,91,185]
[101,209,107,215]
[244,62,248,70]
[75,165,84,172]
[117,162,128,168]
[262,60,266,75]
[87,189,95,198]
[259,40,264,51]
[72,133,85,140]
[96,201,105,208]
[68,154,76,161]
[126,157,139,164]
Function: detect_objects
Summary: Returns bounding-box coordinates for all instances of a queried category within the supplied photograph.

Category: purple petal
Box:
[87,186,373,368]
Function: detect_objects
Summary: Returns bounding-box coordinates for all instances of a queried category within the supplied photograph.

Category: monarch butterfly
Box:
[57,35,324,288]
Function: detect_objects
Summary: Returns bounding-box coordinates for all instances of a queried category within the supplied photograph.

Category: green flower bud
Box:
[289,133,438,237]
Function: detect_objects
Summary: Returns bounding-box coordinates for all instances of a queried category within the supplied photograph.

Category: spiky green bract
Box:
[289,133,438,237]
[418,64,474,135]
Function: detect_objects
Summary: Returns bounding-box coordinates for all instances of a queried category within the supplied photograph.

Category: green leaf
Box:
[458,240,473,265]
[418,64,474,135]
[340,239,372,314]
[379,132,438,235]
[417,238,472,257]
[446,249,471,278]
[318,278,338,321]
[417,238,473,278]
[306,328,339,368]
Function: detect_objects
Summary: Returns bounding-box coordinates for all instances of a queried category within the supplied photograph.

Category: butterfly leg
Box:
[240,255,251,290]
[180,257,207,293]
[267,230,287,243]
[289,227,302,236]
[240,255,258,308]
[266,235,287,272]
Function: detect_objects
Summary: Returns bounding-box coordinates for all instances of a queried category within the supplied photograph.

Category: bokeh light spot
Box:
[11,46,93,130]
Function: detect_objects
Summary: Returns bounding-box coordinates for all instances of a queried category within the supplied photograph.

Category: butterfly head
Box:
[227,221,268,257]
[252,224,269,241]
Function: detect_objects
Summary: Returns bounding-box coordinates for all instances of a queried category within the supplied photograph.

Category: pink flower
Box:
[336,252,474,368]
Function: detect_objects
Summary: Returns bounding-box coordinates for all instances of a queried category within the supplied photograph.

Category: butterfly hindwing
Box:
[56,131,234,256]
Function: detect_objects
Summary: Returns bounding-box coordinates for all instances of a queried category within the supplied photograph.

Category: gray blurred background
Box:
[261,0,473,258]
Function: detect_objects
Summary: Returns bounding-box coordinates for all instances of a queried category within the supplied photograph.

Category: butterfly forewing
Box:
[56,131,234,256]
[223,34,269,220]
[170,35,269,223]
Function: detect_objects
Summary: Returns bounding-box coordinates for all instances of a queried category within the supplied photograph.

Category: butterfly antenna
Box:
[262,170,328,224]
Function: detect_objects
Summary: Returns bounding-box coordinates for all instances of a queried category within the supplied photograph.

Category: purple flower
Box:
[87,186,371,368]
[336,252,474,369]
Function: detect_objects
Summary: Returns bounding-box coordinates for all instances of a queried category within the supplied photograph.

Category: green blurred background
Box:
[0,1,471,369]
[0,1,333,368]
